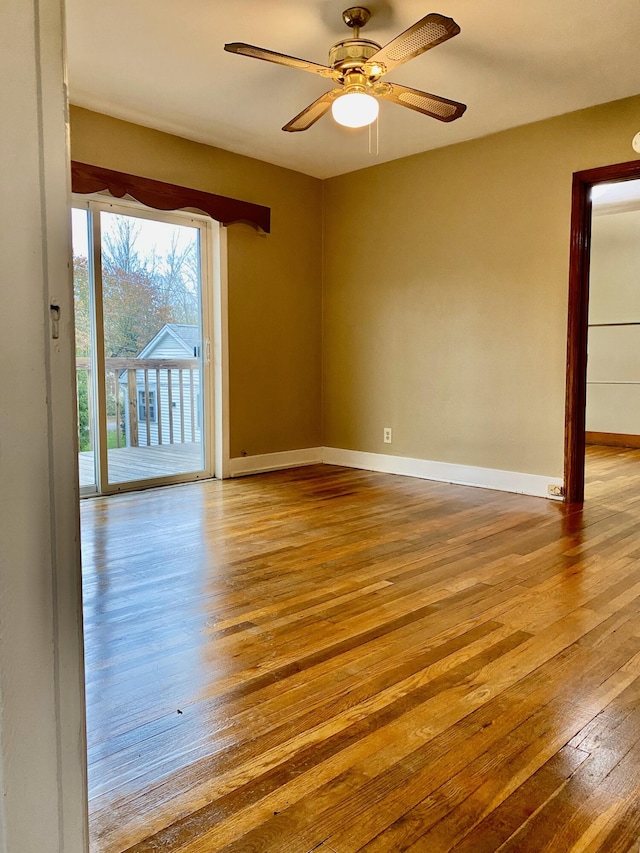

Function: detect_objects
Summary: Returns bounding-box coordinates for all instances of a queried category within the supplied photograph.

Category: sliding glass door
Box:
[73,198,213,494]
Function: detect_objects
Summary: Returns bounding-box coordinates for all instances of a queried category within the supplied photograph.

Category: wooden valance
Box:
[71,161,270,233]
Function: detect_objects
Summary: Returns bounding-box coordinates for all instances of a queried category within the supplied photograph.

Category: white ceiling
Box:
[592,179,640,207]
[66,0,640,180]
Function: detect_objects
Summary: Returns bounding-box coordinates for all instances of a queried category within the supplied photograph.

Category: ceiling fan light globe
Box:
[331,92,378,128]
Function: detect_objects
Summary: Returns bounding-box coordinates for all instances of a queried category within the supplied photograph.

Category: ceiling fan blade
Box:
[282,90,340,132]
[224,43,336,78]
[379,82,466,122]
[368,14,460,75]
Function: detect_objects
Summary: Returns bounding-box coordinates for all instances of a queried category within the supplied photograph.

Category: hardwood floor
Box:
[81,446,640,853]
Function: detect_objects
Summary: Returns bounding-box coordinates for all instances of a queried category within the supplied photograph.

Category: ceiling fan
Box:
[224,6,466,132]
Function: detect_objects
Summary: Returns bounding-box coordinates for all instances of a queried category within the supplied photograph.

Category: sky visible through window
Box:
[71,207,198,266]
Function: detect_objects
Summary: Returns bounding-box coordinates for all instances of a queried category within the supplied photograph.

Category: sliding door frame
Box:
[73,192,228,493]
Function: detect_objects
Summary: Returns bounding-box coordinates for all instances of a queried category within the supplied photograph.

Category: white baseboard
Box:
[229,447,323,477]
[322,447,564,500]
[229,445,564,500]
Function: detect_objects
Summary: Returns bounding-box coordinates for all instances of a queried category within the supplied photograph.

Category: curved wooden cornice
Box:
[71,161,271,233]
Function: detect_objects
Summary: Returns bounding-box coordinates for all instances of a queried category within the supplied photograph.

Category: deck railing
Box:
[76,357,200,449]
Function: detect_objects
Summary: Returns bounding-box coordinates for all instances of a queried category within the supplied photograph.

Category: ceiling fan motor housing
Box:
[329,39,381,74]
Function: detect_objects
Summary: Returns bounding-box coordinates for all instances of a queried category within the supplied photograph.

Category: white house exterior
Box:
[120,323,202,447]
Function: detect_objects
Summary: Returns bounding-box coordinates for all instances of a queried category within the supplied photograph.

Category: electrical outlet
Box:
[383,427,392,444]
[547,484,564,497]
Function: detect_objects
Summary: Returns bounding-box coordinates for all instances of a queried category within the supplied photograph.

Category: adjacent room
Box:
[4,1,640,852]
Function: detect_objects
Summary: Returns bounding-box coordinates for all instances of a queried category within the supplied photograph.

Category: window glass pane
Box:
[73,207,97,491]
[100,210,205,485]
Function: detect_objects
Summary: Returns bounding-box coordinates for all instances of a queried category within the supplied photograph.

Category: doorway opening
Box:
[72,195,223,495]
[564,158,640,503]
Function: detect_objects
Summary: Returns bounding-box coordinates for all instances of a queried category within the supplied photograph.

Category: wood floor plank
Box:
[80,446,640,853]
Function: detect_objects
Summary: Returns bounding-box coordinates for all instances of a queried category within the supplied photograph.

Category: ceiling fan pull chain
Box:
[368,115,379,157]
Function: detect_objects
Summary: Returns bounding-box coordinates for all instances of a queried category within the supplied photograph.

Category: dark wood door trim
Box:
[564,158,640,503]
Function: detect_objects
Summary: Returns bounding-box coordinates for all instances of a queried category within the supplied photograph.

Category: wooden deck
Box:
[80,446,640,853]
[79,442,203,488]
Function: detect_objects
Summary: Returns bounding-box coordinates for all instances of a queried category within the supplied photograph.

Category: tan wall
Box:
[323,95,640,477]
[587,207,640,434]
[72,96,640,479]
[70,106,323,457]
